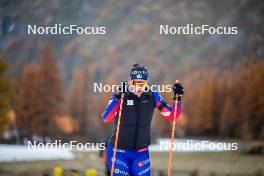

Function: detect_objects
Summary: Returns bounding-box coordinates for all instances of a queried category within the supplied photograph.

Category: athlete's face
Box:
[129,80,148,97]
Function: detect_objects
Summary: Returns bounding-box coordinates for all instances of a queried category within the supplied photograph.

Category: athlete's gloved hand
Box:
[173,82,184,96]
[115,81,128,99]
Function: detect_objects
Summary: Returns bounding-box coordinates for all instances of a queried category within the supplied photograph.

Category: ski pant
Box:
[106,144,151,176]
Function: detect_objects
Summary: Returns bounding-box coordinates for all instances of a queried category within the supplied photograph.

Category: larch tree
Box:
[67,68,87,134]
[239,63,264,139]
[37,43,64,135]
[16,65,39,135]
[188,72,216,136]
[16,43,64,136]
[0,53,12,134]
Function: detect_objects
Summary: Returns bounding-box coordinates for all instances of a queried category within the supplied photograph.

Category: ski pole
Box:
[110,93,124,176]
[168,80,180,176]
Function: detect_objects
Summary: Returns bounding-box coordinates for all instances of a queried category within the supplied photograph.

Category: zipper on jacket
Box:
[133,97,140,149]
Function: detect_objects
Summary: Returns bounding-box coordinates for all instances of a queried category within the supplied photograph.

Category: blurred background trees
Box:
[0,0,263,142]
[184,63,264,140]
[16,44,64,137]
[66,68,87,134]
[0,52,12,134]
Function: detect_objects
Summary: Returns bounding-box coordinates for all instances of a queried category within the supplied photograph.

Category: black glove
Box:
[173,82,184,95]
[115,81,128,99]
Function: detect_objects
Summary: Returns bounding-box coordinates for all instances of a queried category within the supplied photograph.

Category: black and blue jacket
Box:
[102,90,181,150]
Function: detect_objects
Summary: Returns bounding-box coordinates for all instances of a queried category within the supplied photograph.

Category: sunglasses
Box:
[131,80,148,88]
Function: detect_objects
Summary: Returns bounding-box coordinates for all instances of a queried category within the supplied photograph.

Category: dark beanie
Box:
[129,63,148,81]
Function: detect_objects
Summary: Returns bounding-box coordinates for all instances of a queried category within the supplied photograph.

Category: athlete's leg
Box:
[130,151,151,176]
[106,144,130,176]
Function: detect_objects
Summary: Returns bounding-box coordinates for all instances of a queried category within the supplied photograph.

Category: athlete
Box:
[102,63,184,176]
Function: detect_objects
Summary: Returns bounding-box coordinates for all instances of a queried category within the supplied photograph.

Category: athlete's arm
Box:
[152,91,181,121]
[101,94,120,123]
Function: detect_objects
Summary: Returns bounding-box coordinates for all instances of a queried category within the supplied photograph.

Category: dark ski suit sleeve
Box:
[152,91,181,121]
